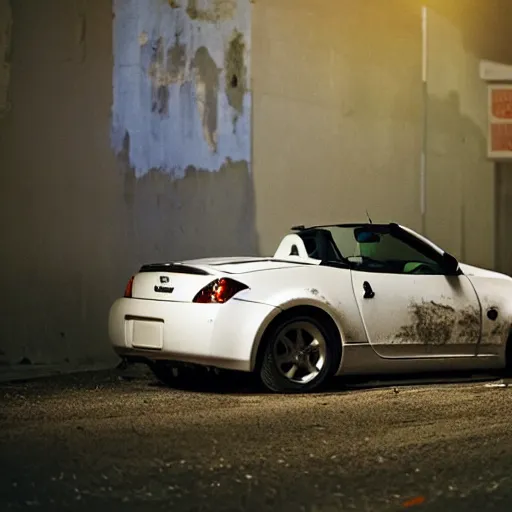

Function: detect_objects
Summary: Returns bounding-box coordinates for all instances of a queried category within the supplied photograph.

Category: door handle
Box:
[363,281,375,299]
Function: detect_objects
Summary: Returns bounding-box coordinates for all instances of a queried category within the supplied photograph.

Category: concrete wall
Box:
[251,0,512,267]
[1,0,511,366]
[423,0,512,267]
[252,0,424,256]
[0,0,257,366]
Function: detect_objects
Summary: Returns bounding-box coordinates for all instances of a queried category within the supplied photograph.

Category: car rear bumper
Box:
[108,298,280,372]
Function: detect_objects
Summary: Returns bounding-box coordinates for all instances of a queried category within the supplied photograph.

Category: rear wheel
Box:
[259,313,341,393]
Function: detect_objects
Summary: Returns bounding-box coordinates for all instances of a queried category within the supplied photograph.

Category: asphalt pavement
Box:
[1,365,512,512]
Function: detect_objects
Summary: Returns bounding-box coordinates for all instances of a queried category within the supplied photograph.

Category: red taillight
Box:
[124,276,134,298]
[193,278,249,304]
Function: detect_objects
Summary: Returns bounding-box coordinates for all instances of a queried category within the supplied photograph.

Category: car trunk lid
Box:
[130,258,312,302]
[132,263,218,302]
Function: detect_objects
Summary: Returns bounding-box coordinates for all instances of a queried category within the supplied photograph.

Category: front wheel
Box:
[259,314,341,393]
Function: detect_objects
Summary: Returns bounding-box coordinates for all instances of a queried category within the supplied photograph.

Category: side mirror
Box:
[442,252,459,275]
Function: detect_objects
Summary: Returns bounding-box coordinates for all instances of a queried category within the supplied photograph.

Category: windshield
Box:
[298,224,445,274]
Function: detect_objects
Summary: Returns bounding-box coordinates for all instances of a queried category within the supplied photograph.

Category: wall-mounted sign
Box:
[488,84,512,159]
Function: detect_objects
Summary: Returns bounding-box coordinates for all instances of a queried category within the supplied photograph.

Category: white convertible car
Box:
[108,223,512,393]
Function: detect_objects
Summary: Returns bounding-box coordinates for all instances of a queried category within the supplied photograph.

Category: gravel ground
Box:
[1,366,511,512]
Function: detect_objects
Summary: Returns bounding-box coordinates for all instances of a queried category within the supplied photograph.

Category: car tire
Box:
[259,312,341,394]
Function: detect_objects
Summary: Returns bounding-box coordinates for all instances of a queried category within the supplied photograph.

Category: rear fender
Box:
[246,288,368,371]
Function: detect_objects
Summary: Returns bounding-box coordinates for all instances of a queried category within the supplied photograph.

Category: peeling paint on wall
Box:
[111,0,251,178]
[0,0,12,117]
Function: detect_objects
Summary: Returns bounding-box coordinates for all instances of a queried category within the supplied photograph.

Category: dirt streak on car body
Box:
[395,301,481,346]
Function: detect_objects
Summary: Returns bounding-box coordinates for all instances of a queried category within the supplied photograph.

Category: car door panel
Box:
[350,271,481,358]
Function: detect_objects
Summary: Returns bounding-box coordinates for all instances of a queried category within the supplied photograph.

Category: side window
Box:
[355,232,444,275]
[330,229,358,258]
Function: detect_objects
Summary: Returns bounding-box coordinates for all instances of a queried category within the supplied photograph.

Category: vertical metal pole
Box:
[494,162,502,273]
[420,6,428,236]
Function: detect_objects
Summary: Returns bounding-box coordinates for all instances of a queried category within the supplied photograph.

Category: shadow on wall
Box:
[425,91,488,264]
[120,133,259,264]
[425,0,512,64]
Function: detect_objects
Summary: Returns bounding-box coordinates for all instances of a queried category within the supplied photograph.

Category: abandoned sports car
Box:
[108,223,512,393]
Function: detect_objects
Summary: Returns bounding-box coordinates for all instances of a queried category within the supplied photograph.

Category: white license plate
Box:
[129,319,164,350]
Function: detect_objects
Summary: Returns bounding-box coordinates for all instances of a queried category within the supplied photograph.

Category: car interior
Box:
[296,226,445,275]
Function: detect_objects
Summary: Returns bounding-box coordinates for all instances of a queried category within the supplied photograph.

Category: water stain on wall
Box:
[147,33,186,91]
[192,46,220,152]
[225,29,246,117]
[167,33,186,85]
[148,37,170,115]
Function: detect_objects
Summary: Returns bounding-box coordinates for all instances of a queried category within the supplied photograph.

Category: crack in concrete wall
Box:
[76,0,87,63]
[0,0,12,116]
